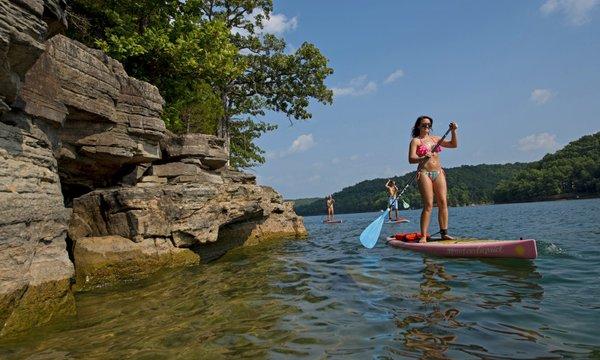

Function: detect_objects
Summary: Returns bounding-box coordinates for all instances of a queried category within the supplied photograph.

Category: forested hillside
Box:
[493,132,600,203]
[294,163,527,216]
[294,132,600,215]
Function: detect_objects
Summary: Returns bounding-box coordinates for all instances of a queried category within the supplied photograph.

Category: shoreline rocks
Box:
[73,236,200,290]
[69,169,307,290]
[0,0,307,336]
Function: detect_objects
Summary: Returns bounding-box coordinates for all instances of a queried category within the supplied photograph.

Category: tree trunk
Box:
[218,117,231,166]
[218,93,231,165]
[184,114,190,133]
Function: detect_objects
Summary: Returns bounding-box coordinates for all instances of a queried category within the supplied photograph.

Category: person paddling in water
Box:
[326,195,335,221]
[386,179,400,221]
[408,116,458,243]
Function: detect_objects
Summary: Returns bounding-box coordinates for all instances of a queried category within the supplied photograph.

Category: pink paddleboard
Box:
[323,219,343,224]
[386,218,410,224]
[386,237,537,259]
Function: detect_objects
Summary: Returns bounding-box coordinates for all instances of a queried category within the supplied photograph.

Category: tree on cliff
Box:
[67,0,333,168]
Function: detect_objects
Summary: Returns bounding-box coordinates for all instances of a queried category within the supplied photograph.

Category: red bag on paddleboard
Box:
[395,232,427,242]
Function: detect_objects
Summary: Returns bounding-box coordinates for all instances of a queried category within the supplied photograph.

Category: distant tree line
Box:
[293,132,600,216]
[294,163,527,216]
[493,132,600,203]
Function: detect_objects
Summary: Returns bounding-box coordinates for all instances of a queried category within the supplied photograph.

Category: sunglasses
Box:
[420,123,432,128]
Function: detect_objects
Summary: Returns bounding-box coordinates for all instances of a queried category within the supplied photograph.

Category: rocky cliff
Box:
[0,0,306,337]
[0,0,73,337]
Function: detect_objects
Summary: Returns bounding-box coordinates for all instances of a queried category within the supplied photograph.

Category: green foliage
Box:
[493,132,600,203]
[229,119,277,168]
[294,163,528,216]
[203,1,334,166]
[66,0,333,168]
[295,133,600,215]
[291,197,321,207]
[67,0,240,133]
[164,82,223,135]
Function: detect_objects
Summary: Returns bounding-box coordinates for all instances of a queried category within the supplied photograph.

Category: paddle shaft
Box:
[390,127,453,208]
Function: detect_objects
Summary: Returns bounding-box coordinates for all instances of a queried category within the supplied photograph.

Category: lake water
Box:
[1,199,599,359]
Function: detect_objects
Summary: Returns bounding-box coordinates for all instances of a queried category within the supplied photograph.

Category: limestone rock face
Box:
[1,0,45,108]
[68,178,307,287]
[161,131,228,170]
[68,134,307,287]
[73,236,200,290]
[218,200,308,246]
[18,34,166,194]
[0,0,74,337]
[0,114,74,336]
[0,0,66,107]
[42,0,68,36]
[69,181,304,246]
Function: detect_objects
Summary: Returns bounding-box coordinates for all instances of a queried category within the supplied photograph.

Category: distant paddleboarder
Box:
[326,195,335,222]
[408,116,458,243]
[385,179,400,221]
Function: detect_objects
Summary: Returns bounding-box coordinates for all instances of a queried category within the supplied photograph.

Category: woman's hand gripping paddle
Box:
[359,126,452,249]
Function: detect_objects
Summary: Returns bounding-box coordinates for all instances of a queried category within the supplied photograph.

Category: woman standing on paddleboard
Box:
[326,195,335,222]
[408,116,458,243]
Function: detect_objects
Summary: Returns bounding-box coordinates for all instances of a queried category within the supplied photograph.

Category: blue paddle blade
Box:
[402,199,410,209]
[360,209,389,249]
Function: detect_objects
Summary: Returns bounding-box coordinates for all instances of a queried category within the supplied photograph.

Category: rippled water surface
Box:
[2,199,600,359]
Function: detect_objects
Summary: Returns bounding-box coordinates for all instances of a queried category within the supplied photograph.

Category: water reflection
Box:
[393,258,462,359]
[475,259,544,310]
[392,257,544,359]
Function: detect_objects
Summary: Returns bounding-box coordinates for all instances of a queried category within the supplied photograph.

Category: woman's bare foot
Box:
[419,237,427,243]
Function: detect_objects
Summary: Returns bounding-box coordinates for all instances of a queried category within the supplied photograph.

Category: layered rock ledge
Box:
[69,150,306,290]
[0,1,307,336]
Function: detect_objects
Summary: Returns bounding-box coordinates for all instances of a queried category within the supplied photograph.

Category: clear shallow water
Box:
[2,199,600,359]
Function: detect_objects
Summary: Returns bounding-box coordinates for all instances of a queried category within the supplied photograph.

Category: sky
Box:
[249,0,600,199]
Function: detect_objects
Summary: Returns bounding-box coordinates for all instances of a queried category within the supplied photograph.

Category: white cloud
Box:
[530,89,554,104]
[289,134,315,154]
[384,69,404,84]
[518,133,558,151]
[540,0,599,25]
[332,75,377,97]
[266,134,315,159]
[232,11,298,36]
[261,13,298,34]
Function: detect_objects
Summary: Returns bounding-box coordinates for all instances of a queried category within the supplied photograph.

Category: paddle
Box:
[359,126,453,249]
[402,199,410,209]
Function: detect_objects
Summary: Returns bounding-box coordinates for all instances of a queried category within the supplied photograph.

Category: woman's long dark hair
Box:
[411,116,433,138]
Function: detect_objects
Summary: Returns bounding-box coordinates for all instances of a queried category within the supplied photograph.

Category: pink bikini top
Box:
[416,138,442,156]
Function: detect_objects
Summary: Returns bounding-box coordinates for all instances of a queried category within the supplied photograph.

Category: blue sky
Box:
[250,0,600,199]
